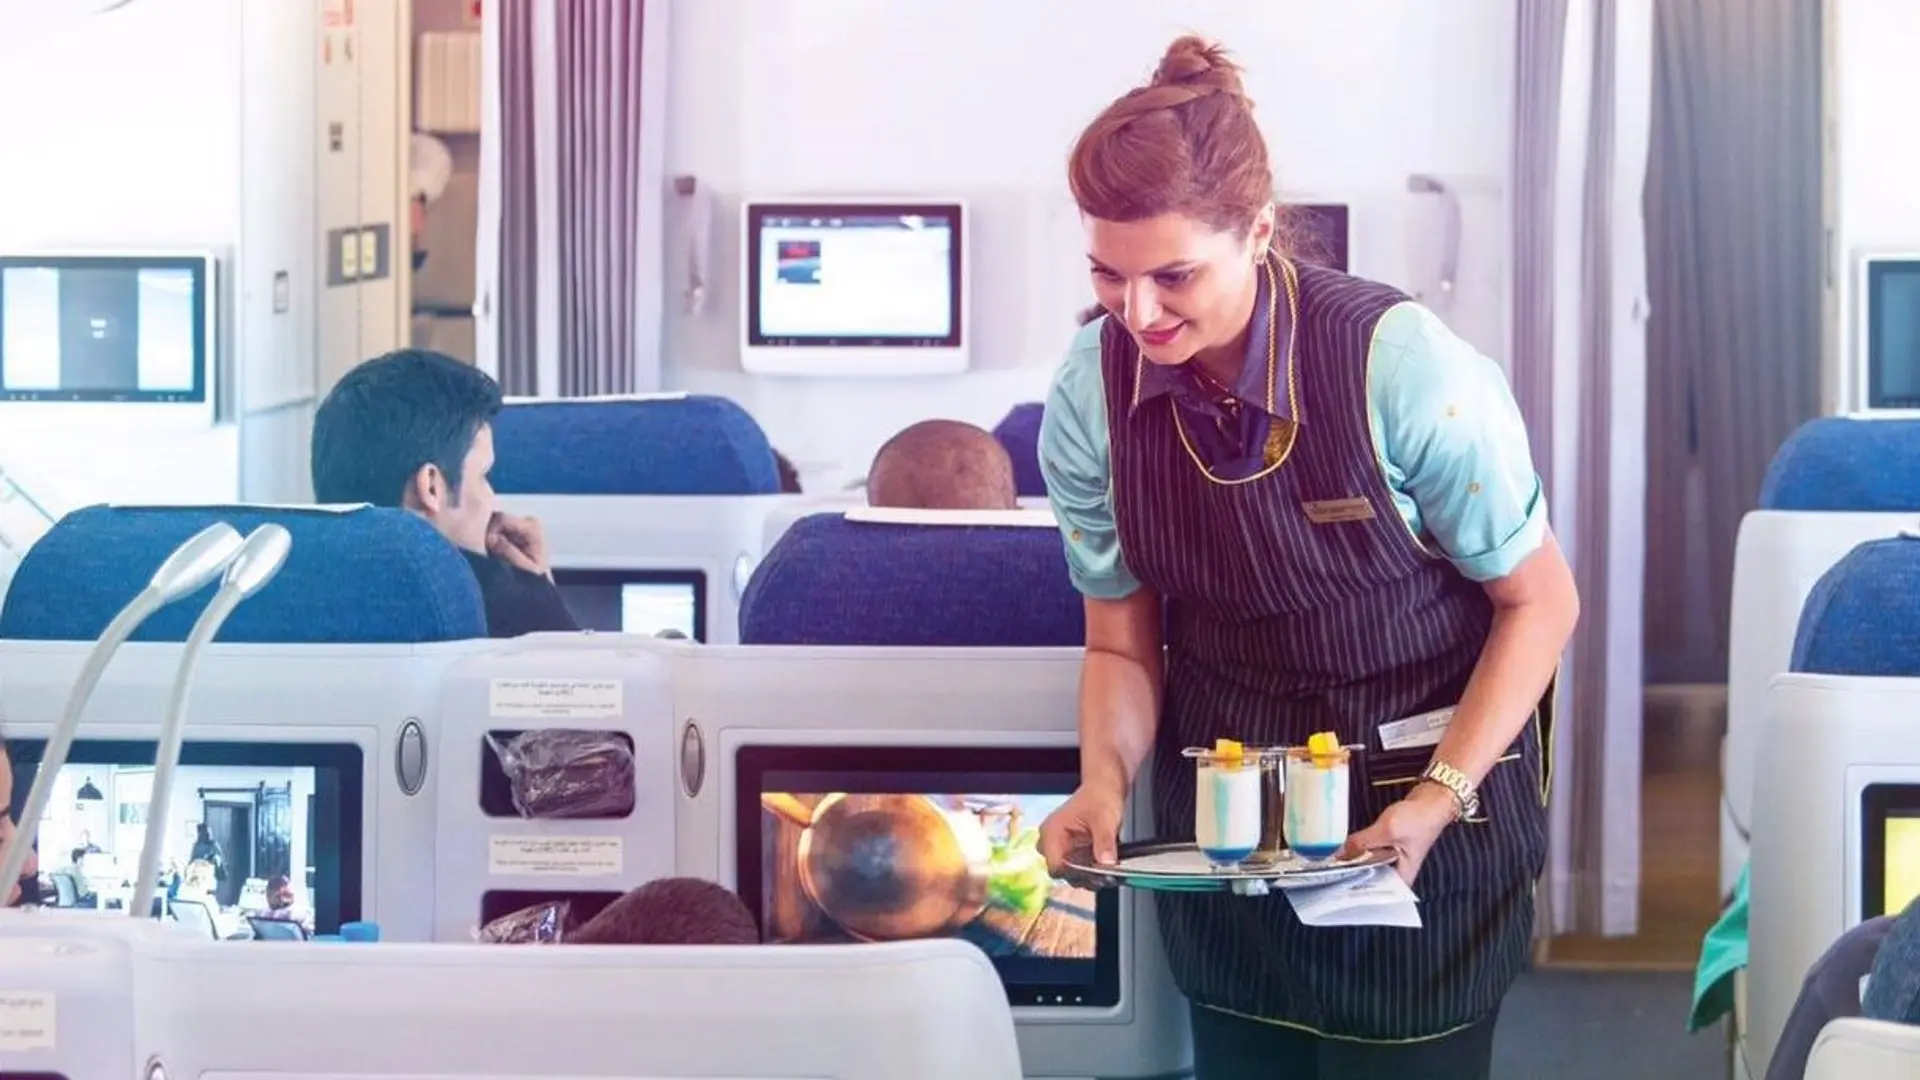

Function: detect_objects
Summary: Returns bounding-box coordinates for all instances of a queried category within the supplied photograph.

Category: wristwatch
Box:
[1419,760,1481,821]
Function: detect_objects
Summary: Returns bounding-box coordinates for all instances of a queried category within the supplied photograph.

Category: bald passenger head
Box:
[866,420,1018,512]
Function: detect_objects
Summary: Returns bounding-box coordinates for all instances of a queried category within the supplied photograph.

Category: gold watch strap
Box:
[1420,760,1481,821]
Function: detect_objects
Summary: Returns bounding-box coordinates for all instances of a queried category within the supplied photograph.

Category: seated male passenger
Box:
[1766,893,1920,1080]
[311,350,578,638]
[255,873,315,936]
[866,419,1019,511]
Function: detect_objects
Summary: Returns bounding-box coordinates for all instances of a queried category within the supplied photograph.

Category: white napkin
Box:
[1284,864,1422,928]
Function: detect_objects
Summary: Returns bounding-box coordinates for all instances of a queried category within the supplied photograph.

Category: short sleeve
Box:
[1040,321,1141,600]
[1369,303,1547,583]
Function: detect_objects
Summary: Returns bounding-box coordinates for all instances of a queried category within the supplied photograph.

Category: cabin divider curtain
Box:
[1641,0,1824,685]
[1512,0,1656,938]
[488,0,539,394]
[485,0,665,396]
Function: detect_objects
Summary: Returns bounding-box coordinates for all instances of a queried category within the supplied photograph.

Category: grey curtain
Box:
[1568,0,1628,940]
[1514,0,1655,938]
[495,0,539,395]
[1511,2,1569,486]
[1641,0,1823,684]
[1512,0,1572,948]
[552,0,648,395]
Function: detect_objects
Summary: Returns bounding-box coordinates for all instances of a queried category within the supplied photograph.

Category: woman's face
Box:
[1083,207,1274,367]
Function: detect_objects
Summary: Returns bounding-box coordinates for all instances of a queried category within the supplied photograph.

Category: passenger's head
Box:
[266,874,294,910]
[567,877,760,945]
[866,420,1017,511]
[311,349,503,553]
[1077,304,1107,327]
[1069,35,1277,369]
[182,859,216,894]
[194,823,211,843]
[772,449,802,494]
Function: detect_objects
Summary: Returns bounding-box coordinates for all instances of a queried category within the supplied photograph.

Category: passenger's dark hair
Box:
[311,349,503,506]
[772,449,802,494]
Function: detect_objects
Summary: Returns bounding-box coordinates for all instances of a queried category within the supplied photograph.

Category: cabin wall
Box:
[0,1,1523,506]
[1829,0,1920,412]
[661,0,1518,491]
[0,0,246,508]
[0,0,408,509]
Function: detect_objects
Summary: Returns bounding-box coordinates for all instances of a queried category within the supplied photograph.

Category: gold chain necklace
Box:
[1188,361,1238,403]
[1169,254,1300,486]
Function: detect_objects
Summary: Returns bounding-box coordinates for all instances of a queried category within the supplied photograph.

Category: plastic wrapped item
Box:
[475,899,571,944]
[486,729,636,819]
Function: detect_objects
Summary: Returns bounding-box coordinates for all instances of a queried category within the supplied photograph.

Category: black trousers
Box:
[1190,1003,1501,1080]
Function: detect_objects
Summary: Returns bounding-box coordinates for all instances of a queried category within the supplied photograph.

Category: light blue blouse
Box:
[1040,302,1548,600]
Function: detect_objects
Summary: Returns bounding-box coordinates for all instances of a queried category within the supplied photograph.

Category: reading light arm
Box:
[131,525,292,918]
[0,523,246,891]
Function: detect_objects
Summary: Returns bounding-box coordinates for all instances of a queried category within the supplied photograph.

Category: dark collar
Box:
[1129,254,1296,421]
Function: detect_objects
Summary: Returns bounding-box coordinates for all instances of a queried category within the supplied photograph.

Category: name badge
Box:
[1378,706,1456,751]
[1302,497,1376,525]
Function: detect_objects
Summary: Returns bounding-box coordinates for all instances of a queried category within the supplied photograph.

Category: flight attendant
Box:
[1035,36,1579,1079]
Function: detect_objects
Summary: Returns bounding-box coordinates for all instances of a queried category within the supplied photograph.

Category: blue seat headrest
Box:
[992,403,1046,499]
[0,505,486,644]
[1790,535,1920,675]
[739,514,1083,646]
[1759,417,1920,511]
[489,396,779,495]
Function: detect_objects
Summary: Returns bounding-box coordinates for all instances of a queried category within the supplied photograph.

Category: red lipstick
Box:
[1138,323,1184,348]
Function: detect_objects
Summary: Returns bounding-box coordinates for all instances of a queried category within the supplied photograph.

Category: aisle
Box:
[1493,969,1725,1079]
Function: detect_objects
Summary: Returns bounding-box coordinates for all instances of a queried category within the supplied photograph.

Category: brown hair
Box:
[567,877,760,946]
[867,419,1018,512]
[1067,35,1273,235]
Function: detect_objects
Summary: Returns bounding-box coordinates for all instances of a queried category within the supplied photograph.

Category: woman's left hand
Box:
[1341,783,1458,887]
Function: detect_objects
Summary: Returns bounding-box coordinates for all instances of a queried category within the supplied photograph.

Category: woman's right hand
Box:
[1039,782,1128,873]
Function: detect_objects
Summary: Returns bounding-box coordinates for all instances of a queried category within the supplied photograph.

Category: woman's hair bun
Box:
[1149,35,1246,98]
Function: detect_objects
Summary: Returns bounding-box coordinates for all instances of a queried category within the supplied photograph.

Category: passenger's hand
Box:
[1341,782,1456,887]
[488,513,550,577]
[1039,782,1127,874]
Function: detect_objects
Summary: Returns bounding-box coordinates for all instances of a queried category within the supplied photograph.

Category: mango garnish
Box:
[1213,737,1245,767]
[1306,730,1341,767]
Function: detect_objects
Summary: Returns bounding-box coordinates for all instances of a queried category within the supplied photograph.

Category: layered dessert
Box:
[1283,731,1350,862]
[1194,738,1263,869]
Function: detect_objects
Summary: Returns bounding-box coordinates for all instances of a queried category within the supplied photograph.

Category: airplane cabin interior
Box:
[0,1,1915,1078]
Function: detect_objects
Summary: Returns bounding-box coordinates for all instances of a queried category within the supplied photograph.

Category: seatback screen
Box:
[6,739,363,935]
[745,204,963,350]
[0,256,209,403]
[734,744,1120,1009]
